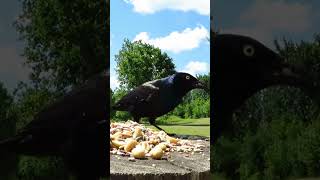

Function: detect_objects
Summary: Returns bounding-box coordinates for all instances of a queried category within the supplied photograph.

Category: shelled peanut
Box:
[110,120,205,160]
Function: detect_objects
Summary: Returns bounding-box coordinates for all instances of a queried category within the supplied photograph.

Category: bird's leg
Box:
[148,118,176,136]
[133,115,140,123]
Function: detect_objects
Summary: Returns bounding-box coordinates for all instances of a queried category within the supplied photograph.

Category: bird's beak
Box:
[273,65,300,82]
[193,81,209,92]
[268,55,305,87]
[272,61,320,105]
[272,66,303,87]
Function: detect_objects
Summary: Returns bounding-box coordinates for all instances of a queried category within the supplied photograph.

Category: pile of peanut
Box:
[110,120,205,161]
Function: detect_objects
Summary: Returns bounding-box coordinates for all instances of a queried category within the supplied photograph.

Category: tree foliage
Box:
[115,39,176,90]
[168,73,210,119]
[0,82,17,180]
[15,0,109,92]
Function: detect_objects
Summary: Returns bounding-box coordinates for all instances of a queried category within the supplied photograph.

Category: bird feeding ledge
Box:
[110,121,210,180]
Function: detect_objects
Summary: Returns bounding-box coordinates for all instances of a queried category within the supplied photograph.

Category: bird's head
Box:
[171,72,208,94]
[213,34,304,93]
[212,34,308,111]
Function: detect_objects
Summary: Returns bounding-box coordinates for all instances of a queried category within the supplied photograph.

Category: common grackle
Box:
[212,34,306,143]
[113,72,208,135]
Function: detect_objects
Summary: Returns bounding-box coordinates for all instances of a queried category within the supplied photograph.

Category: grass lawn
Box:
[211,174,227,180]
[143,116,210,137]
[112,116,210,137]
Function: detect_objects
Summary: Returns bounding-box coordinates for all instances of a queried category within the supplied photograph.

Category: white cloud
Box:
[181,61,209,76]
[222,0,312,47]
[133,25,209,53]
[124,0,209,16]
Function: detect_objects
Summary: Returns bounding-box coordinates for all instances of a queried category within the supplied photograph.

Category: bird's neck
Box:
[162,74,190,98]
[172,85,190,99]
[161,75,175,86]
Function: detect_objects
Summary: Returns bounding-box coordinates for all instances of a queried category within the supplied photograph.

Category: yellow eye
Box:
[186,75,190,80]
[243,45,255,57]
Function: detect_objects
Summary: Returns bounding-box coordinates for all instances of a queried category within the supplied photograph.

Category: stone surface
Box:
[110,139,210,180]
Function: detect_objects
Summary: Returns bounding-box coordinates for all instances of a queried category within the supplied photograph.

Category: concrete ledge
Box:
[110,140,210,180]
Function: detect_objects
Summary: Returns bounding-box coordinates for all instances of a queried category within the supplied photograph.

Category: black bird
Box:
[113,72,207,135]
[212,34,306,143]
[0,72,109,180]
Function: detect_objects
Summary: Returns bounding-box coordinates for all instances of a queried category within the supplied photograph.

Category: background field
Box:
[143,116,210,137]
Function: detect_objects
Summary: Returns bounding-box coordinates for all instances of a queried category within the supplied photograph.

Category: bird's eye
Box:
[186,75,190,80]
[243,45,255,57]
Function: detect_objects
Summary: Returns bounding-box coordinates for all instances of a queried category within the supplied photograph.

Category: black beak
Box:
[276,63,320,106]
[194,81,209,92]
[273,65,300,82]
[266,55,320,106]
[268,56,304,87]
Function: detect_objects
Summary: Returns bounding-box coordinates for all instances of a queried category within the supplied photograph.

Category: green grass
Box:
[211,174,227,180]
[112,116,210,137]
[155,115,210,125]
[146,124,210,137]
[143,116,210,137]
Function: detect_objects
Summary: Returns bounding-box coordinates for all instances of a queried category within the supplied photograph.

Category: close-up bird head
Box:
[172,72,208,93]
[213,34,303,88]
[213,34,305,111]
[211,34,312,142]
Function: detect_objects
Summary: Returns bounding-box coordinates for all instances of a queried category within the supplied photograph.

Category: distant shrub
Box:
[213,116,320,180]
[113,111,131,121]
[17,157,67,180]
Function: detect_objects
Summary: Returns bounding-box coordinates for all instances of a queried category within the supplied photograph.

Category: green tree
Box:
[15,0,109,92]
[0,83,12,119]
[0,82,18,180]
[13,83,56,130]
[110,88,116,119]
[115,39,176,90]
[11,83,68,180]
[111,88,131,121]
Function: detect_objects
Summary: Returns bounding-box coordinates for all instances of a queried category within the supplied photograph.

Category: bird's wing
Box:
[4,74,108,155]
[23,75,107,131]
[114,79,163,111]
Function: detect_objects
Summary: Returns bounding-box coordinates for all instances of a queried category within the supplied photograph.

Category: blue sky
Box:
[110,0,210,90]
[213,0,320,49]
